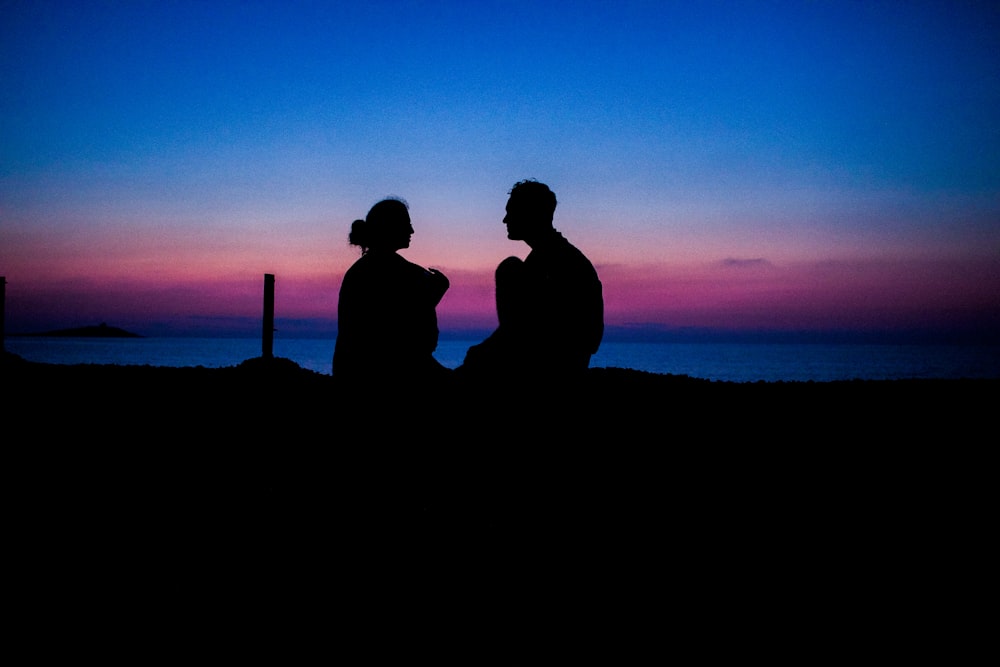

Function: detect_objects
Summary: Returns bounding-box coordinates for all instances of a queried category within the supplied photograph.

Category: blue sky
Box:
[2,1,999,340]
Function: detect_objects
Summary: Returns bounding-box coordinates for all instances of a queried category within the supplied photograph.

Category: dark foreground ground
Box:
[3,354,995,660]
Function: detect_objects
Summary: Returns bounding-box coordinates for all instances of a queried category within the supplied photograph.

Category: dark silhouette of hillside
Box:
[3,356,992,661]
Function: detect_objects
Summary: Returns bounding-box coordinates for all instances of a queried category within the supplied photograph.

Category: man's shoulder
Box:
[551,234,599,273]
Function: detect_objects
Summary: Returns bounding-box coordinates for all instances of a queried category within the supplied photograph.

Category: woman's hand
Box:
[426,267,449,300]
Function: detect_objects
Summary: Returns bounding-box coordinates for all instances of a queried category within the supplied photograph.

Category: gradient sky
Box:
[3,0,999,342]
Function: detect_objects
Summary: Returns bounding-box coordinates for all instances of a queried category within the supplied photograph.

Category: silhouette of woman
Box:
[332,197,451,384]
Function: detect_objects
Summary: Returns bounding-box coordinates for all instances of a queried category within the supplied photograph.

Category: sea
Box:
[4,336,1000,383]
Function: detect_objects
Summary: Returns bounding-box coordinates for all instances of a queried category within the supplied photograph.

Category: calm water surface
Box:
[6,337,1000,383]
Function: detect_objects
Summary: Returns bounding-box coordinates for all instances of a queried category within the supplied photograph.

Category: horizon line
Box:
[6,324,999,346]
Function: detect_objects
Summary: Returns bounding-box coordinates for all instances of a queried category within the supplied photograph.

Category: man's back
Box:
[518,231,603,370]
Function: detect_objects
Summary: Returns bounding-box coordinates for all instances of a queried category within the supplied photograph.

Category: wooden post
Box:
[1,277,5,353]
[262,273,274,359]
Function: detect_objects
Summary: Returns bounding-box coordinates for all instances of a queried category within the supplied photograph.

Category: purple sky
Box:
[2,1,998,342]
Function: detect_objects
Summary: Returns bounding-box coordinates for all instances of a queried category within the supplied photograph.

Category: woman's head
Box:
[348,197,414,253]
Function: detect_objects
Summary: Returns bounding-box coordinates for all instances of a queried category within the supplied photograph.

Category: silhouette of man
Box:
[457,179,604,383]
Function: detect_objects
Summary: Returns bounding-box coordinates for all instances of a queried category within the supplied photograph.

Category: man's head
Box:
[503,179,557,242]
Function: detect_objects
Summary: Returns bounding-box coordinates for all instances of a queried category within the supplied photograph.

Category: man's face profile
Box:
[503,195,530,241]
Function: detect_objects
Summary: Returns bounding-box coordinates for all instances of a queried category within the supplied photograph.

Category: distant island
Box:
[15,323,143,338]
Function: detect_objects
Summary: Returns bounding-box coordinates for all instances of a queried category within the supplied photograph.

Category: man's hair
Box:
[509,179,557,220]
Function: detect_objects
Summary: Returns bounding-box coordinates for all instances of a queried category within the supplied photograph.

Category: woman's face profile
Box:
[386,211,414,250]
[368,199,413,251]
